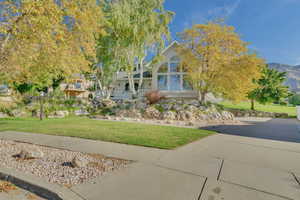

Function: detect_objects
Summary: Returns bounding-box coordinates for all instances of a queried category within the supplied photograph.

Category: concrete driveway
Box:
[202,118,300,143]
[0,128,300,200]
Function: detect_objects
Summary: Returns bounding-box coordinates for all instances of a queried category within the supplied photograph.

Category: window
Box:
[170,75,181,91]
[157,56,192,91]
[170,63,180,72]
[158,75,168,90]
[74,82,82,89]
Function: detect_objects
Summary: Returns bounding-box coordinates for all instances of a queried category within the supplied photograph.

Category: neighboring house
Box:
[112,41,197,100]
[60,74,93,98]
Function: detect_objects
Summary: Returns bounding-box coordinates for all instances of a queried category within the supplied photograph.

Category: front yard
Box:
[0,117,215,149]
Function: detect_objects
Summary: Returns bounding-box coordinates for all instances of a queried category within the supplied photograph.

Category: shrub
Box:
[289,94,300,106]
[145,91,165,105]
[154,105,164,113]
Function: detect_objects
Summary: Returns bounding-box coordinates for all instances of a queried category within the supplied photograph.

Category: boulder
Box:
[171,104,183,112]
[0,112,9,118]
[161,111,177,121]
[177,110,194,121]
[135,102,148,110]
[11,109,27,118]
[16,149,44,159]
[54,110,69,118]
[186,105,198,113]
[143,107,161,119]
[71,156,89,168]
[101,99,116,108]
[221,111,234,120]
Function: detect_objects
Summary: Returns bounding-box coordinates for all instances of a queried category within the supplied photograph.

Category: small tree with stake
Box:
[248,67,291,110]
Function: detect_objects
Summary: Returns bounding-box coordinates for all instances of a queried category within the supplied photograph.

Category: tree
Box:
[0,0,105,120]
[0,0,104,89]
[248,67,291,110]
[100,0,173,98]
[177,22,264,104]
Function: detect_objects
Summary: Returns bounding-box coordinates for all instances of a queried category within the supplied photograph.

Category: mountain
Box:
[268,63,300,92]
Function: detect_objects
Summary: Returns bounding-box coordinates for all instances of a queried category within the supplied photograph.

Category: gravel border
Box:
[0,139,131,186]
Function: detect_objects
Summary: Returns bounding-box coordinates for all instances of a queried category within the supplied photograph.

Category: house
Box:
[111,41,197,100]
[60,74,93,98]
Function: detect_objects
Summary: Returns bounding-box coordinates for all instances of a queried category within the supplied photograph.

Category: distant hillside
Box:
[268,63,300,92]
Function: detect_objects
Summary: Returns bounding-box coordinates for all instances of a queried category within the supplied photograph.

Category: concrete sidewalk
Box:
[0,131,300,200]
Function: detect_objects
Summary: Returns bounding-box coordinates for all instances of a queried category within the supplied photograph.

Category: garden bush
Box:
[289,94,300,106]
[145,90,165,104]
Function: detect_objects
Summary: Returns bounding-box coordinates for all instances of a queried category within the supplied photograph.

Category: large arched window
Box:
[157,56,192,91]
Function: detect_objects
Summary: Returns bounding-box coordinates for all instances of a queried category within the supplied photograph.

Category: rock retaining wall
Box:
[226,108,289,118]
[93,99,236,125]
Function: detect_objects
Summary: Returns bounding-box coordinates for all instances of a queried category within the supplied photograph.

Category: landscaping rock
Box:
[0,112,9,118]
[161,111,177,121]
[52,110,69,118]
[71,156,89,168]
[1,140,129,185]
[101,99,116,108]
[136,102,148,110]
[143,107,161,119]
[17,150,31,160]
[93,98,236,124]
[227,108,289,118]
[16,149,44,159]
[11,109,27,118]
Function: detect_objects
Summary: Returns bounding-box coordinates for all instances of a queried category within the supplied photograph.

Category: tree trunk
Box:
[138,58,145,94]
[106,89,112,99]
[128,72,137,99]
[251,99,255,110]
[39,97,44,120]
[97,79,105,98]
[198,91,207,105]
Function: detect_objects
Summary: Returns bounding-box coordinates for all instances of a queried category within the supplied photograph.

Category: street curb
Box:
[0,167,84,200]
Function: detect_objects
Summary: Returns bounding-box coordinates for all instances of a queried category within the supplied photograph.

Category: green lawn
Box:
[0,117,215,149]
[220,101,296,117]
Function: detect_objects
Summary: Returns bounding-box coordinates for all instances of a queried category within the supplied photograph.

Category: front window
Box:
[157,56,192,91]
[170,75,181,91]
[158,75,168,90]
[170,62,180,72]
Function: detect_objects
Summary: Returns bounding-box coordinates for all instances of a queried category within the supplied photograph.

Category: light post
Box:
[39,91,45,120]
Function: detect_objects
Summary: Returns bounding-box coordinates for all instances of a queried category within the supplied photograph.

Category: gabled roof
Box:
[144,40,180,68]
[160,40,180,55]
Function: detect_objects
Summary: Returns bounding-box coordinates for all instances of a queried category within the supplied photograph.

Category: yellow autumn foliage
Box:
[177,22,264,103]
[0,0,104,87]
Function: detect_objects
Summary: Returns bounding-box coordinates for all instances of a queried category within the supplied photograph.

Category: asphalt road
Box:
[202,118,300,143]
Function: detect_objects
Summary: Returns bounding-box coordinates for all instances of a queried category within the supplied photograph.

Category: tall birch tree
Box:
[102,0,173,98]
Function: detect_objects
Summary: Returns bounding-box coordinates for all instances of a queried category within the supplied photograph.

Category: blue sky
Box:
[164,0,300,65]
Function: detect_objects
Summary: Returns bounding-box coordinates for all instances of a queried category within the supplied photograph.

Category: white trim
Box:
[160,40,180,56]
